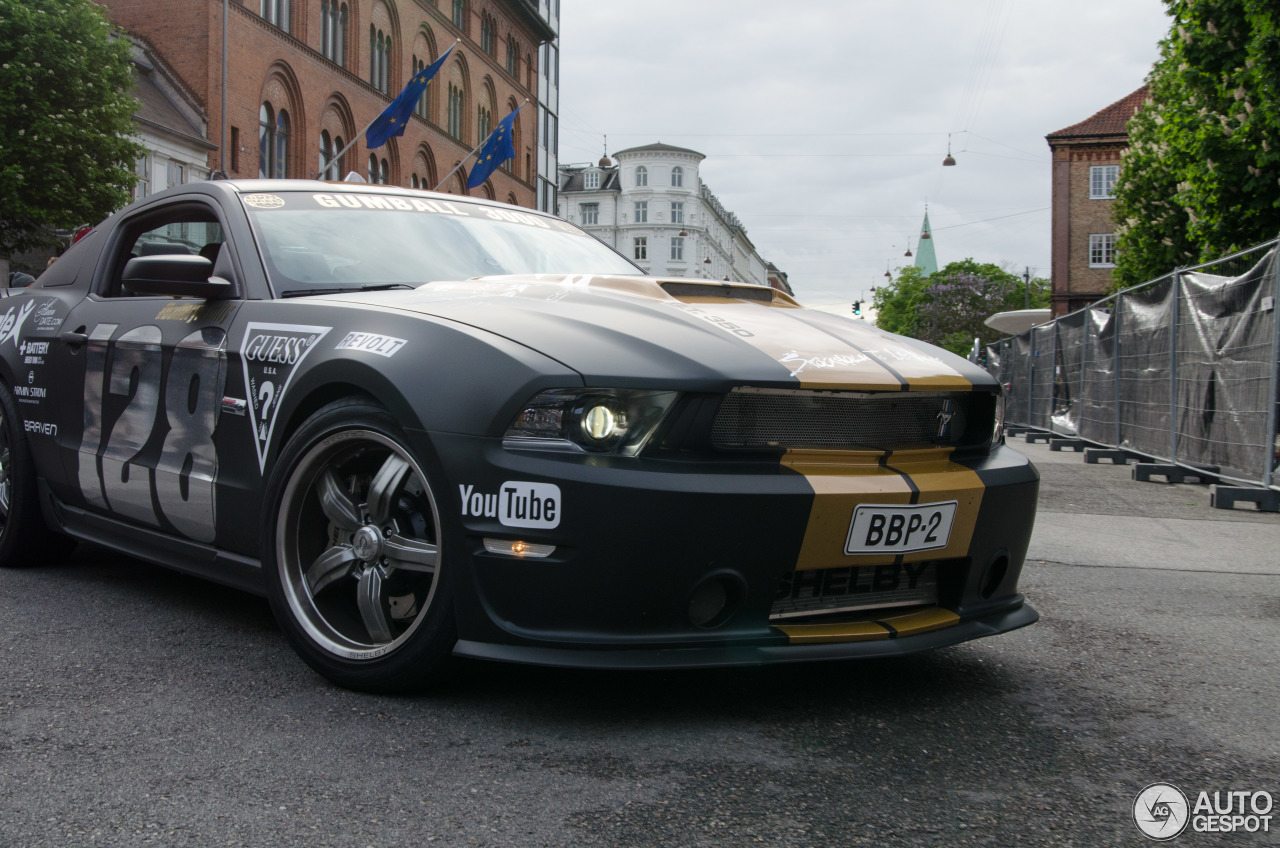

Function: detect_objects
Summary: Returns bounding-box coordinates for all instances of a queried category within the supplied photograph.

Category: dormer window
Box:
[584,170,600,189]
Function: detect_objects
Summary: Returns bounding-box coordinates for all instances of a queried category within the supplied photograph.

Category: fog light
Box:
[483,538,555,558]
[981,553,1009,599]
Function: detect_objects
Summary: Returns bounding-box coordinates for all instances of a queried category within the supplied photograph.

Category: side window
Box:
[104,205,232,298]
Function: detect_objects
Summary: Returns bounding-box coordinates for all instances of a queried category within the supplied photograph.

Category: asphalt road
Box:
[2,439,1278,847]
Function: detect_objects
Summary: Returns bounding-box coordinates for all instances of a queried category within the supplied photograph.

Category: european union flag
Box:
[366,45,454,149]
[466,108,520,189]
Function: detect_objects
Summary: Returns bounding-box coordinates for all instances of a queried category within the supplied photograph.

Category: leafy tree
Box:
[873,259,1049,356]
[0,0,143,256]
[1112,1,1280,287]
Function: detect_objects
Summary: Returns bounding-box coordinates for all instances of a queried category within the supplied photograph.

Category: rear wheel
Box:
[0,381,77,567]
[263,400,454,693]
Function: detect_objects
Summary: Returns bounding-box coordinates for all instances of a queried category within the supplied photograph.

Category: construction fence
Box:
[986,239,1280,494]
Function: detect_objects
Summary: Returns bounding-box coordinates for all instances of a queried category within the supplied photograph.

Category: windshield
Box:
[240,190,640,296]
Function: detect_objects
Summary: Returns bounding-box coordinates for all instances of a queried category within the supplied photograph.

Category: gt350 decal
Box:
[76,326,227,543]
[240,323,331,472]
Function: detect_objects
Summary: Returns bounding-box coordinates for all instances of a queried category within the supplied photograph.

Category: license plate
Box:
[844,501,957,555]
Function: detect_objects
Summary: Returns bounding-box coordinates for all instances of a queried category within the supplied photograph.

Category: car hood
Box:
[325,275,992,392]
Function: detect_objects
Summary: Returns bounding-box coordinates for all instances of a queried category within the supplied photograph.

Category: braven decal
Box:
[459,481,561,529]
[240,322,331,472]
[335,332,407,358]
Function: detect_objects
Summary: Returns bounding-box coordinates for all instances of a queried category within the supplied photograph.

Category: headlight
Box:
[991,386,1006,448]
[504,389,679,455]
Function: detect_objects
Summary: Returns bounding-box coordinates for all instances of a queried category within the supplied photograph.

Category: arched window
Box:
[505,37,519,76]
[260,102,289,178]
[411,174,420,189]
[319,131,344,179]
[261,0,290,31]
[671,166,683,187]
[480,14,495,55]
[368,154,389,185]
[412,56,429,118]
[447,83,463,140]
[635,165,647,187]
[321,1,346,65]
[477,105,491,146]
[451,0,466,31]
[370,27,390,92]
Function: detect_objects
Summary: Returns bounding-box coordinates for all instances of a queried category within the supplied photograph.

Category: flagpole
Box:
[317,39,461,180]
[433,99,528,193]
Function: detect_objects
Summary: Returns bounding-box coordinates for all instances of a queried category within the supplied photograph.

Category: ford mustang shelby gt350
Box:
[0,180,1038,691]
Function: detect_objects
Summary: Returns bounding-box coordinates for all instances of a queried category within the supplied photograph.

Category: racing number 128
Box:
[76,325,226,543]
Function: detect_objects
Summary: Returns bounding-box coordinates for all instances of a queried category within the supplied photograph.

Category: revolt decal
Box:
[240,322,331,472]
[335,331,407,358]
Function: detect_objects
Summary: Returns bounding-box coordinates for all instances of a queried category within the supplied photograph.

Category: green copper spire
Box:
[914,210,938,276]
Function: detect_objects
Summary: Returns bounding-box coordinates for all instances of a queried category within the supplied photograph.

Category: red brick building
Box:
[99,0,554,205]
[1046,86,1148,316]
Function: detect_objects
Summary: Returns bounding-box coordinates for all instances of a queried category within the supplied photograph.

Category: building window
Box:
[671,166,683,187]
[580,203,599,225]
[447,83,463,140]
[1090,165,1119,199]
[261,0,289,31]
[166,160,185,188]
[670,201,683,224]
[584,170,599,189]
[368,154,389,185]
[370,27,391,93]
[320,1,346,65]
[133,155,150,201]
[319,130,345,180]
[634,237,647,260]
[634,201,647,223]
[477,105,491,145]
[670,237,684,261]
[451,0,466,31]
[635,165,647,187]
[505,37,518,76]
[480,14,495,55]
[259,102,289,178]
[1089,233,1117,267]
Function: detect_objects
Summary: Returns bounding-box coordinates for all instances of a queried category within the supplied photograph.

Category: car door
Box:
[59,197,244,546]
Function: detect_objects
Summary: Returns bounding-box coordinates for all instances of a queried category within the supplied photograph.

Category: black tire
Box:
[262,398,455,693]
[0,380,77,567]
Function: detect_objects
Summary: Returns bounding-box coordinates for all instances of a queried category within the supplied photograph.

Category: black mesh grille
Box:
[711,389,977,451]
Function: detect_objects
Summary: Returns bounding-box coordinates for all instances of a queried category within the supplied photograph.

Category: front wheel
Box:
[263,400,455,693]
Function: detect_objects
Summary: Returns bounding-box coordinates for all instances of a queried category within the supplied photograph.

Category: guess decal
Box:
[459,481,561,529]
[240,323,331,472]
[334,331,407,358]
[76,325,228,543]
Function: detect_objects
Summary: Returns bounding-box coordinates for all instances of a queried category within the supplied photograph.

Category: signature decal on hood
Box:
[779,350,872,377]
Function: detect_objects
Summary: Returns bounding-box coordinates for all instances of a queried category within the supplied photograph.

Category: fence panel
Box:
[1053,312,1086,436]
[1115,274,1176,459]
[1006,332,1032,426]
[1028,324,1056,430]
[1079,303,1118,445]
[1174,247,1278,483]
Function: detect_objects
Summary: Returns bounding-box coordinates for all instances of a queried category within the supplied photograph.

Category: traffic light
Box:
[852,300,862,316]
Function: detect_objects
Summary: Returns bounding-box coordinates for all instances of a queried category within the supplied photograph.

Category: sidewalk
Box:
[1013,437,1280,575]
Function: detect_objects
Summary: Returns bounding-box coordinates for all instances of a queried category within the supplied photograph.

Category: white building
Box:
[128,38,215,201]
[558,143,786,292]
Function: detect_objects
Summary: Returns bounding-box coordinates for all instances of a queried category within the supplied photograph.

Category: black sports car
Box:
[0,180,1038,692]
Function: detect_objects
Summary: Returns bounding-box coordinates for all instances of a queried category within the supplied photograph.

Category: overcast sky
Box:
[557,0,1173,307]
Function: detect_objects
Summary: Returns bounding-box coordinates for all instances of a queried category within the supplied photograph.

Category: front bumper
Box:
[415,432,1040,670]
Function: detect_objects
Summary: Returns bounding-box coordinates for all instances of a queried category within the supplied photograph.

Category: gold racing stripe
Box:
[776,608,960,645]
[784,448,986,571]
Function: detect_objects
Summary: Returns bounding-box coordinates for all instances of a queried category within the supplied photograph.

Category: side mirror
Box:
[121,254,234,299]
